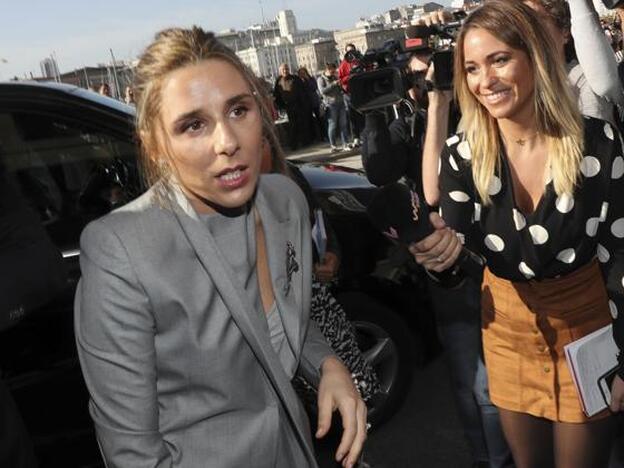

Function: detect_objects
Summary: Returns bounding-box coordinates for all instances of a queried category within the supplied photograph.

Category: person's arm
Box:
[409,140,474,272]
[360,112,411,186]
[298,317,338,386]
[273,79,285,111]
[569,0,624,108]
[338,60,351,91]
[286,164,341,281]
[594,122,624,411]
[284,176,366,468]
[312,209,341,283]
[75,220,172,467]
[316,355,367,468]
[422,77,453,206]
[317,75,340,96]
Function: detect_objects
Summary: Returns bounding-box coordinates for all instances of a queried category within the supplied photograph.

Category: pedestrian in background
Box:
[123,86,135,105]
[318,62,351,153]
[274,63,311,150]
[338,44,363,147]
[298,66,325,142]
[98,83,111,97]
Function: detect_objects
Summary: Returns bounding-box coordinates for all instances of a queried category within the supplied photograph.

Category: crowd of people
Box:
[6,0,624,467]
[93,55,366,154]
[271,59,364,153]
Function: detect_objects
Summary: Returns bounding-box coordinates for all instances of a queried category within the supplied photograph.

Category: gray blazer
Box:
[75,174,334,468]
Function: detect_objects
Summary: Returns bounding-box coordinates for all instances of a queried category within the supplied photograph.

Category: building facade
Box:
[294,40,339,74]
[237,43,298,80]
[216,29,251,52]
[40,57,60,80]
[333,26,406,58]
[423,2,445,13]
[277,10,298,37]
[383,9,402,24]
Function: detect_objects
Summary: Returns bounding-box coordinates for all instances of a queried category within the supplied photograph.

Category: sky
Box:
[0,0,452,80]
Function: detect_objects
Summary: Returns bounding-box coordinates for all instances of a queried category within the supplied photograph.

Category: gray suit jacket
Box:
[75,174,334,468]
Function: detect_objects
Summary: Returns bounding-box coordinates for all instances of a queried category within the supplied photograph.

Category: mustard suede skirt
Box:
[481,260,612,423]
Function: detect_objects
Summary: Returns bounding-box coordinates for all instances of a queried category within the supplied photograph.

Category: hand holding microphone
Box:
[366,182,486,288]
[410,211,463,272]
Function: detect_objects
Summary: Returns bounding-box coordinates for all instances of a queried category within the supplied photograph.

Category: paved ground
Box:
[313,356,473,468]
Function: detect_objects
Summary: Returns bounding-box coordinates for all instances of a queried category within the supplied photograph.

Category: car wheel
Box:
[335,290,417,428]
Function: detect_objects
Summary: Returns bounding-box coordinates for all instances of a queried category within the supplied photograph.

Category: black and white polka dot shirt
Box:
[439,117,624,376]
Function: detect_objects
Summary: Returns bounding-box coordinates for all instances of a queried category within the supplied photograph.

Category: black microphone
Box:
[366,182,486,288]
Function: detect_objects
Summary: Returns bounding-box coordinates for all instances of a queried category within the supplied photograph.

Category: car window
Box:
[0,160,67,333]
[0,111,140,251]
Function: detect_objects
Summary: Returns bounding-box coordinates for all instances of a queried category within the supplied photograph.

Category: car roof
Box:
[0,80,135,116]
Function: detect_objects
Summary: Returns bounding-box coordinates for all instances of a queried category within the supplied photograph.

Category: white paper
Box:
[564,324,618,417]
[311,208,327,260]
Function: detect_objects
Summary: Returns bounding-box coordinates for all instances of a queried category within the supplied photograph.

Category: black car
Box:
[0,81,436,467]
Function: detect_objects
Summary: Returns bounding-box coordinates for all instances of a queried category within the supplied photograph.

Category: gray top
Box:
[201,207,297,379]
[317,73,343,106]
[266,302,297,378]
[568,0,624,110]
[568,60,616,126]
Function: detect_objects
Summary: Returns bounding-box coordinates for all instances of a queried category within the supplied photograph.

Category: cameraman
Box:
[360,22,514,468]
[339,44,364,147]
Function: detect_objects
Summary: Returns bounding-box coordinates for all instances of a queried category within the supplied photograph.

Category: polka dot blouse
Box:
[439,117,624,376]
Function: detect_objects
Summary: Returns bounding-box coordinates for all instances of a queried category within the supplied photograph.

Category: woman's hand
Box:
[413,9,454,26]
[316,356,367,468]
[610,374,624,413]
[408,212,463,272]
[425,63,453,107]
[314,251,340,283]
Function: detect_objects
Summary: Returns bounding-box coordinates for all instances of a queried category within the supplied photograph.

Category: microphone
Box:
[366,182,486,288]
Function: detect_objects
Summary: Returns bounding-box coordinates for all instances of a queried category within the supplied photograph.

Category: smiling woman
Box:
[409,1,624,466]
[74,26,367,468]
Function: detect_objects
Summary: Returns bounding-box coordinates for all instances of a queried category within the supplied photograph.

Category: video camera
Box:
[602,0,624,8]
[347,40,412,112]
[349,13,465,112]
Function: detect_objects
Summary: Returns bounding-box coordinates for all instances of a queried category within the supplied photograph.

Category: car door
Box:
[0,89,139,466]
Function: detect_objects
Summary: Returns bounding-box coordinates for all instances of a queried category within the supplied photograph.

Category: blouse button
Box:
[544,366,551,373]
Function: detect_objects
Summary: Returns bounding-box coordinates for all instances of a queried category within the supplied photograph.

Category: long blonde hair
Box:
[133,26,286,190]
[453,0,583,205]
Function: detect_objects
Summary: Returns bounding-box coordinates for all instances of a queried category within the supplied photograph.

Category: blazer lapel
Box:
[167,187,280,377]
[255,187,304,358]
[164,184,316,461]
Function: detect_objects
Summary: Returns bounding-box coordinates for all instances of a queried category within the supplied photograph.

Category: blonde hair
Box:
[133,26,286,189]
[453,0,584,205]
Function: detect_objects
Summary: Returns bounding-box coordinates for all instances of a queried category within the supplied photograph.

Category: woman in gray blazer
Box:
[74,26,367,468]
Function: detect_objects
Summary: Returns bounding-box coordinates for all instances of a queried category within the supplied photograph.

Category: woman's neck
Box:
[184,187,249,217]
[498,116,541,152]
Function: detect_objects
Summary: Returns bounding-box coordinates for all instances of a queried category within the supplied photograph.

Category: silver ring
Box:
[365,422,372,432]
[437,256,445,263]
